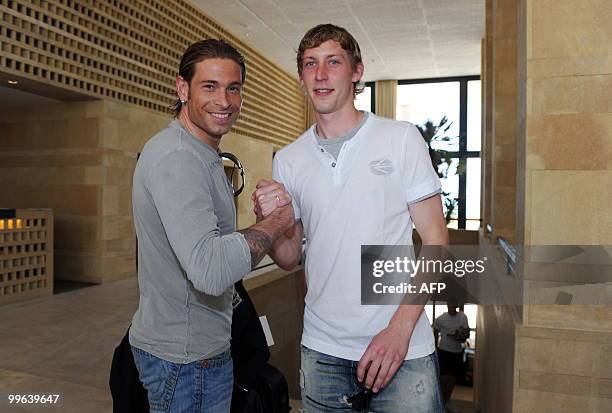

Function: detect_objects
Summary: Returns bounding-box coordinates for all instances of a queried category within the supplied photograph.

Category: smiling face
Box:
[299,40,364,116]
[176,58,242,148]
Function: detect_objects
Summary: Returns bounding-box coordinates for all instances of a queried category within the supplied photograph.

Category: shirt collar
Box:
[309,111,372,151]
[169,119,220,160]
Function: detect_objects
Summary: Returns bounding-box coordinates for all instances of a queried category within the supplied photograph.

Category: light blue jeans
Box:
[300,346,444,413]
[131,346,233,413]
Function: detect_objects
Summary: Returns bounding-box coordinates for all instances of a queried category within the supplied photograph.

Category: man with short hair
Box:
[254,24,448,412]
[434,299,470,413]
[129,39,293,413]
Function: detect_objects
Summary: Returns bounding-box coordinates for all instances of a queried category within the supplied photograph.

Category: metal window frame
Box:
[358,81,376,114]
[397,75,481,229]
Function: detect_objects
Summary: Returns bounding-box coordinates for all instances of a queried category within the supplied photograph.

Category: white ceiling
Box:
[191,0,484,81]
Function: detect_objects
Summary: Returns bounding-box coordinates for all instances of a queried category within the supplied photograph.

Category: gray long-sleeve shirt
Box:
[129,120,251,363]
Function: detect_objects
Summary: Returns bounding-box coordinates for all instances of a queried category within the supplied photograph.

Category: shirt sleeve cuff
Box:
[407,188,442,205]
[234,232,252,275]
[406,179,442,204]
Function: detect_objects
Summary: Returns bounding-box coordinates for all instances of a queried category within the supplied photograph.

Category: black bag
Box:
[231,280,270,388]
[254,363,290,413]
[231,363,290,413]
[230,280,290,413]
[109,327,149,413]
[111,280,290,413]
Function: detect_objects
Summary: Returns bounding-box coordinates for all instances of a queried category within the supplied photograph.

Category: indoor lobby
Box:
[0,1,610,412]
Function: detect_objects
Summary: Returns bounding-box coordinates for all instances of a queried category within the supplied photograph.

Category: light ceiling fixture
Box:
[7,80,18,85]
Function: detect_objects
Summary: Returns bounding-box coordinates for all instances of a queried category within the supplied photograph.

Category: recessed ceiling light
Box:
[245,32,252,38]
[8,80,18,85]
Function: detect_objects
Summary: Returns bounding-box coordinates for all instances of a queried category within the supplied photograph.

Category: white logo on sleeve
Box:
[369,158,394,175]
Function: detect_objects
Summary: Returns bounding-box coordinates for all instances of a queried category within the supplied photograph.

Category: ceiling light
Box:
[7,80,18,85]
[245,32,252,38]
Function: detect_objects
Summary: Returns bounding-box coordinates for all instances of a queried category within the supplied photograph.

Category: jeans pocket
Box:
[301,348,358,411]
[131,347,180,412]
[197,350,234,412]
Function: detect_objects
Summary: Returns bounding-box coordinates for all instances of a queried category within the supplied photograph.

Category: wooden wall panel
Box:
[0,209,54,305]
[0,0,304,146]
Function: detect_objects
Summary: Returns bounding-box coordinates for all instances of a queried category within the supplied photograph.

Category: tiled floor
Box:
[0,278,475,413]
[0,278,139,413]
[451,385,476,413]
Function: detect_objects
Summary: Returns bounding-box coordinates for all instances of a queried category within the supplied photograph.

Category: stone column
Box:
[490,0,518,243]
[514,0,612,411]
[480,0,494,237]
[476,1,520,412]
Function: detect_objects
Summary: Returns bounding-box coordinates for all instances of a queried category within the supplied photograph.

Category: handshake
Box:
[251,179,295,231]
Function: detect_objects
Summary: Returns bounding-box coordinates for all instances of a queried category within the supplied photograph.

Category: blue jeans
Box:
[131,346,233,413]
[300,346,444,413]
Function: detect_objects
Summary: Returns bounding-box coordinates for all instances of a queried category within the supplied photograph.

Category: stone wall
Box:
[514,0,612,411]
[478,0,612,411]
[0,101,168,283]
[0,100,281,283]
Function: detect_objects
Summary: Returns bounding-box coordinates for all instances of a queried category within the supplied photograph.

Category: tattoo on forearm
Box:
[238,228,272,269]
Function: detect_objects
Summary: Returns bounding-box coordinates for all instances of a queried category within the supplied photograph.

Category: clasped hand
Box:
[252,179,294,228]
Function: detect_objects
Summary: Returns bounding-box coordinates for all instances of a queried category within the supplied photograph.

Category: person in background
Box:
[434,298,470,413]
